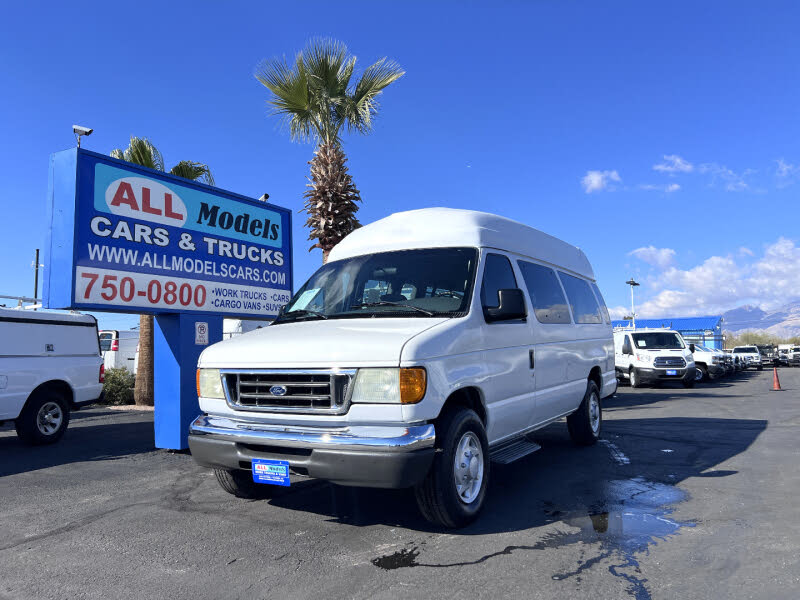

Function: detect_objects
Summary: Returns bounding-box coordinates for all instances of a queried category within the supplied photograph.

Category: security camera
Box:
[259,193,270,202]
[73,125,93,136]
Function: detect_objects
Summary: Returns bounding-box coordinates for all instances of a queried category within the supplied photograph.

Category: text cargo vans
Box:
[0,308,104,443]
[189,208,616,527]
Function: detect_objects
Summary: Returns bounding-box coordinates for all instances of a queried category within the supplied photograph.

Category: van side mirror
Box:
[485,289,527,322]
[689,343,695,353]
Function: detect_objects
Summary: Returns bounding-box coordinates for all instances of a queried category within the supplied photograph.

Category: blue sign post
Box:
[44,148,293,449]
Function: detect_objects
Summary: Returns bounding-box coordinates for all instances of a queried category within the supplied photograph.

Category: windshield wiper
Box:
[274,308,328,323]
[350,301,436,316]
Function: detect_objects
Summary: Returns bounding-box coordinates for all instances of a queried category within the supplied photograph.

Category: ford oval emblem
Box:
[269,385,288,396]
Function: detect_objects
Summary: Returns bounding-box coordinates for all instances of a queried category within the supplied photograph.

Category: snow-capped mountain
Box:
[722,302,800,337]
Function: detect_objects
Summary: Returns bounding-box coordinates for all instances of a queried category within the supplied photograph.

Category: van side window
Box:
[590,283,611,323]
[517,261,571,324]
[622,335,632,354]
[558,272,603,324]
[480,253,518,309]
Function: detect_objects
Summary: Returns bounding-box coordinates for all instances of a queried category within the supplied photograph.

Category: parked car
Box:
[788,347,800,366]
[0,308,104,444]
[188,208,617,528]
[614,327,697,388]
[690,344,726,382]
[732,346,763,370]
[775,349,790,367]
[99,329,139,374]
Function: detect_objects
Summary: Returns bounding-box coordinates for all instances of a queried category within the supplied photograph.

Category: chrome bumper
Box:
[189,414,436,453]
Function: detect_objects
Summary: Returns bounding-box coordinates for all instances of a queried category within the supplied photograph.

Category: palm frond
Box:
[169,161,215,186]
[256,54,318,142]
[116,137,165,172]
[110,148,125,160]
[346,58,405,134]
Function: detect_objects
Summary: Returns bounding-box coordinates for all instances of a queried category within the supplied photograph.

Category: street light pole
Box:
[626,278,640,327]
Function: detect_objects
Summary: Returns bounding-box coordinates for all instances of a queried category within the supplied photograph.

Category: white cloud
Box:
[632,238,800,317]
[640,183,680,193]
[653,154,694,174]
[581,170,621,193]
[629,246,677,269]
[698,163,753,192]
[776,158,797,178]
[738,247,754,257]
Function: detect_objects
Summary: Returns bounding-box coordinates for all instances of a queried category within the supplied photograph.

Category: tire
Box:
[629,367,642,388]
[214,468,276,500]
[683,378,695,388]
[414,408,489,529]
[15,391,70,445]
[696,365,708,382]
[567,381,602,446]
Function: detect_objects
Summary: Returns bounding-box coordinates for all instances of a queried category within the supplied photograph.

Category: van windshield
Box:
[99,332,114,351]
[631,332,685,350]
[274,248,478,323]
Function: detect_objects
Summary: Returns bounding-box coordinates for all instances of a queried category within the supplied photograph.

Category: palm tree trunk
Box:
[134,314,154,406]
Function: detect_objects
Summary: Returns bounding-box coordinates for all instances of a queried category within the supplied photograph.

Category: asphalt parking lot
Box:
[1,369,798,600]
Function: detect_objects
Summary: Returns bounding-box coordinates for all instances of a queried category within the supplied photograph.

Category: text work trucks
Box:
[189,209,616,528]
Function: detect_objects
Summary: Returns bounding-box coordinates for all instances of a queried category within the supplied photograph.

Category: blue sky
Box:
[2,1,799,329]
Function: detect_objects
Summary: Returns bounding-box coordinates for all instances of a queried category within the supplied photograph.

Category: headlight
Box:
[635,353,652,363]
[351,368,427,404]
[196,368,225,399]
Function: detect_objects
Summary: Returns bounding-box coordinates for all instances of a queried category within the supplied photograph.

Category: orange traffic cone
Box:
[772,367,782,392]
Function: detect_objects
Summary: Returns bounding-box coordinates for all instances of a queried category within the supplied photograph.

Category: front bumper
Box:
[188,414,436,489]
[707,364,726,378]
[635,366,697,383]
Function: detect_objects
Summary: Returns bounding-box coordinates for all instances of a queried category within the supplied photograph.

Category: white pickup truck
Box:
[690,344,726,382]
[731,346,763,371]
[0,308,104,444]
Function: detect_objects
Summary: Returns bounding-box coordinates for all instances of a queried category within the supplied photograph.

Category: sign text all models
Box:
[44,149,293,317]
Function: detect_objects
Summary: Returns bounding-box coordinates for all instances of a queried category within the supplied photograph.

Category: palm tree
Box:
[110,137,214,406]
[255,39,404,262]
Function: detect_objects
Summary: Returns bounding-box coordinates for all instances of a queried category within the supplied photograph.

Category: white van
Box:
[99,329,139,374]
[0,308,104,444]
[189,209,616,527]
[614,327,696,388]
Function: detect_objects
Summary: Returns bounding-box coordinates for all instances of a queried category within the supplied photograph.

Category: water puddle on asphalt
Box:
[372,478,694,600]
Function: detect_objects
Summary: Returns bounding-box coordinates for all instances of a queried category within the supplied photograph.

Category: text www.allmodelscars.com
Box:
[86,243,286,285]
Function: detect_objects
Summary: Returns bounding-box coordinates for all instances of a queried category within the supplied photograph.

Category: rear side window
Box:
[558,272,603,324]
[480,253,518,309]
[591,283,611,323]
[99,331,114,351]
[517,261,571,324]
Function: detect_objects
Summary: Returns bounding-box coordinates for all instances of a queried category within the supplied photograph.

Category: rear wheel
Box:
[214,468,275,499]
[414,408,489,528]
[567,381,602,446]
[15,391,70,445]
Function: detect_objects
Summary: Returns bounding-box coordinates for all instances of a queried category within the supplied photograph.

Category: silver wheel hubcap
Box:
[695,367,703,381]
[630,370,637,385]
[454,431,484,504]
[589,393,601,434]
[37,402,63,435]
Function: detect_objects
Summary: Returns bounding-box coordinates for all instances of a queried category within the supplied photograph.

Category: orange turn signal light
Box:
[195,369,201,398]
[399,368,427,404]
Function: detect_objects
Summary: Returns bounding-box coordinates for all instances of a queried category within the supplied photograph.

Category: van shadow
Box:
[0,408,155,477]
[263,415,767,534]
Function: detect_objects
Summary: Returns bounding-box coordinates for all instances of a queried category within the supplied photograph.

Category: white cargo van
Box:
[0,308,104,444]
[99,329,139,374]
[614,327,696,388]
[189,208,616,527]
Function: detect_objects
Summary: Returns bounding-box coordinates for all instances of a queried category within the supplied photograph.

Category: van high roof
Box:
[0,307,96,326]
[328,208,595,279]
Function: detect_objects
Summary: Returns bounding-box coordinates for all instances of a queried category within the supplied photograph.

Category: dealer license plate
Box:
[251,459,291,486]
[666,369,677,376]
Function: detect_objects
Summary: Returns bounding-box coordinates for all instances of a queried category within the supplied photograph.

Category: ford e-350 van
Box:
[189,209,616,527]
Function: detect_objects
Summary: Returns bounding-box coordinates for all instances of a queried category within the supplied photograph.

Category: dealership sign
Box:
[44,149,293,317]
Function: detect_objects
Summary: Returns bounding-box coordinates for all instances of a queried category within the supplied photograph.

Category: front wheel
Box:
[414,408,489,528]
[214,468,275,500]
[695,365,708,382]
[629,367,642,388]
[567,381,602,446]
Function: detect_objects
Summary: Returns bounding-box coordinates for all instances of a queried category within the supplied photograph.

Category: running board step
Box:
[490,439,541,465]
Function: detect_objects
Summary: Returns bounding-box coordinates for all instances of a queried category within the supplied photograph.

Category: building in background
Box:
[611,316,724,350]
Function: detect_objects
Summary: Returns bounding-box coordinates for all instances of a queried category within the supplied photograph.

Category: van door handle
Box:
[529,349,535,369]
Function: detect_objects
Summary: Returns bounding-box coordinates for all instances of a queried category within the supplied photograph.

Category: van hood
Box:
[199,317,448,368]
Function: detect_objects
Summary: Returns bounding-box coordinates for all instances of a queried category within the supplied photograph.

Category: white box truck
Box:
[0,308,104,444]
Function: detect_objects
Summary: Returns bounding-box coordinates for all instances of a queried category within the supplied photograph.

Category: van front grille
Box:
[222,370,354,414]
[654,357,686,368]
